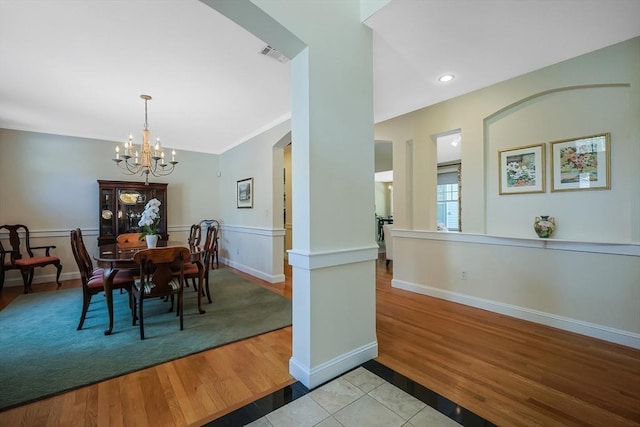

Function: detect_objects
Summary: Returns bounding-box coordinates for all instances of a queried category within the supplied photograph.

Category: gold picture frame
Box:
[498,143,545,195]
[550,133,610,192]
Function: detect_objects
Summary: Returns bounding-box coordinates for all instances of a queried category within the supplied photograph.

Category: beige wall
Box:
[216,120,290,283]
[0,129,220,286]
[375,37,640,347]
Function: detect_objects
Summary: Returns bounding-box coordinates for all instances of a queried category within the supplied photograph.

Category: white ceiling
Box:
[1,0,638,155]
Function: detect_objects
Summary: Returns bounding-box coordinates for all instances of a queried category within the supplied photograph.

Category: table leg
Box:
[103,267,118,335]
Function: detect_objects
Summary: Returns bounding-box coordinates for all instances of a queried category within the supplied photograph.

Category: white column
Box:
[206,0,379,389]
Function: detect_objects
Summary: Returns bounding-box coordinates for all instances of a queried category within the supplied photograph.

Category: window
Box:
[437,167,460,231]
[435,131,462,231]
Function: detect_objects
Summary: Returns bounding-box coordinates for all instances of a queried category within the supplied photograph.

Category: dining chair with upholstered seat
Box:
[183,224,202,289]
[70,228,135,330]
[201,224,218,299]
[187,223,202,248]
[181,224,216,304]
[199,219,220,268]
[131,246,190,340]
[1,224,63,293]
[116,233,143,244]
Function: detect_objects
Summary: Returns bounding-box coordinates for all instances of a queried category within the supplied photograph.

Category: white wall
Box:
[0,129,220,286]
[284,143,292,254]
[375,182,391,217]
[217,120,290,283]
[375,37,640,348]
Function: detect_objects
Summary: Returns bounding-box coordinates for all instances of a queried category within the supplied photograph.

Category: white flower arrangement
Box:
[138,198,161,240]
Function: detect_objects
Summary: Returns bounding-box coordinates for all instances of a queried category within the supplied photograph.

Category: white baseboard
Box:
[289,341,379,389]
[393,278,640,349]
[221,257,285,284]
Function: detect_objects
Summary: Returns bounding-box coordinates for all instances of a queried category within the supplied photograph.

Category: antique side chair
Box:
[0,224,62,293]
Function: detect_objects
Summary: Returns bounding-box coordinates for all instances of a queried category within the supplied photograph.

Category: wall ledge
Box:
[389,229,639,257]
[288,246,379,270]
[221,224,286,237]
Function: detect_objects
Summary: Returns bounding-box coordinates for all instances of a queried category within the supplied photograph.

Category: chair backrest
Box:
[133,247,190,297]
[201,224,218,270]
[116,233,143,244]
[187,224,201,247]
[70,228,94,284]
[0,224,31,261]
[199,219,220,240]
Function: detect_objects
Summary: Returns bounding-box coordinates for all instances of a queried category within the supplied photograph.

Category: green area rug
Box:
[0,269,291,411]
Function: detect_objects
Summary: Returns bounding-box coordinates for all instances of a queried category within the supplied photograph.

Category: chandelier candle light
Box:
[113,95,177,185]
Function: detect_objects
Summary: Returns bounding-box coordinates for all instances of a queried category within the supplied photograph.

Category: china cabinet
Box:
[97,180,168,246]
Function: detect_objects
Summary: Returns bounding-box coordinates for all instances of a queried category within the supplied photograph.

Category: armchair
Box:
[0,224,62,293]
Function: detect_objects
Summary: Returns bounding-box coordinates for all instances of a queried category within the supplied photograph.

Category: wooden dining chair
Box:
[200,224,218,301]
[184,223,202,289]
[116,233,143,244]
[180,224,202,289]
[131,246,190,340]
[187,223,202,247]
[181,224,216,304]
[70,228,135,330]
[199,219,220,268]
[1,224,62,293]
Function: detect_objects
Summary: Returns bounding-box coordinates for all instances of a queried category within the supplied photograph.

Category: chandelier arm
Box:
[114,159,142,175]
[148,160,178,177]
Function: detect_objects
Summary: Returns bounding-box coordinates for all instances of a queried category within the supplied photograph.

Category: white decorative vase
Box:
[145,234,159,248]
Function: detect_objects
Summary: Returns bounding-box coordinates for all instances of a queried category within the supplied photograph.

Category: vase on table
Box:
[145,234,159,248]
[533,216,556,238]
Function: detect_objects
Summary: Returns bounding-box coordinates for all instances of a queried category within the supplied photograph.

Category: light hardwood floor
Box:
[1,257,639,426]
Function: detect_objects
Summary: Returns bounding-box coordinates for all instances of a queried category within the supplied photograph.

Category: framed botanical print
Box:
[551,133,610,192]
[498,143,545,194]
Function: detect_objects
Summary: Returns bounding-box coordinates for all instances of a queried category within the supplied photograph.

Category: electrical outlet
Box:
[460,271,468,280]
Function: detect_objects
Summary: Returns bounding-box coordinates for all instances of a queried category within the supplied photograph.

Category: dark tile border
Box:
[204,382,310,426]
[204,359,494,426]
[362,360,495,426]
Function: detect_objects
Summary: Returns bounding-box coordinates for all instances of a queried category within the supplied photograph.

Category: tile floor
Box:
[245,367,461,427]
[206,360,493,427]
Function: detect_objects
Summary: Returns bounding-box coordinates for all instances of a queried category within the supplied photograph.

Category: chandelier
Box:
[113,94,178,184]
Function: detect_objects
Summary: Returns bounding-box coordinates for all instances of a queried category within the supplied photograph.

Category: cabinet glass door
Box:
[100,189,114,237]
[117,190,146,234]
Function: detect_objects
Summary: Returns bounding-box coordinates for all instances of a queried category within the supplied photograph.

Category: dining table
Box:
[94,240,205,336]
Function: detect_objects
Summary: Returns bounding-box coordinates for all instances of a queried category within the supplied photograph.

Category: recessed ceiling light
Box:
[438,74,455,83]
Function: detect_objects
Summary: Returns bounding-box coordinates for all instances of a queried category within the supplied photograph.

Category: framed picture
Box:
[498,143,545,194]
[237,178,253,208]
[551,133,610,192]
